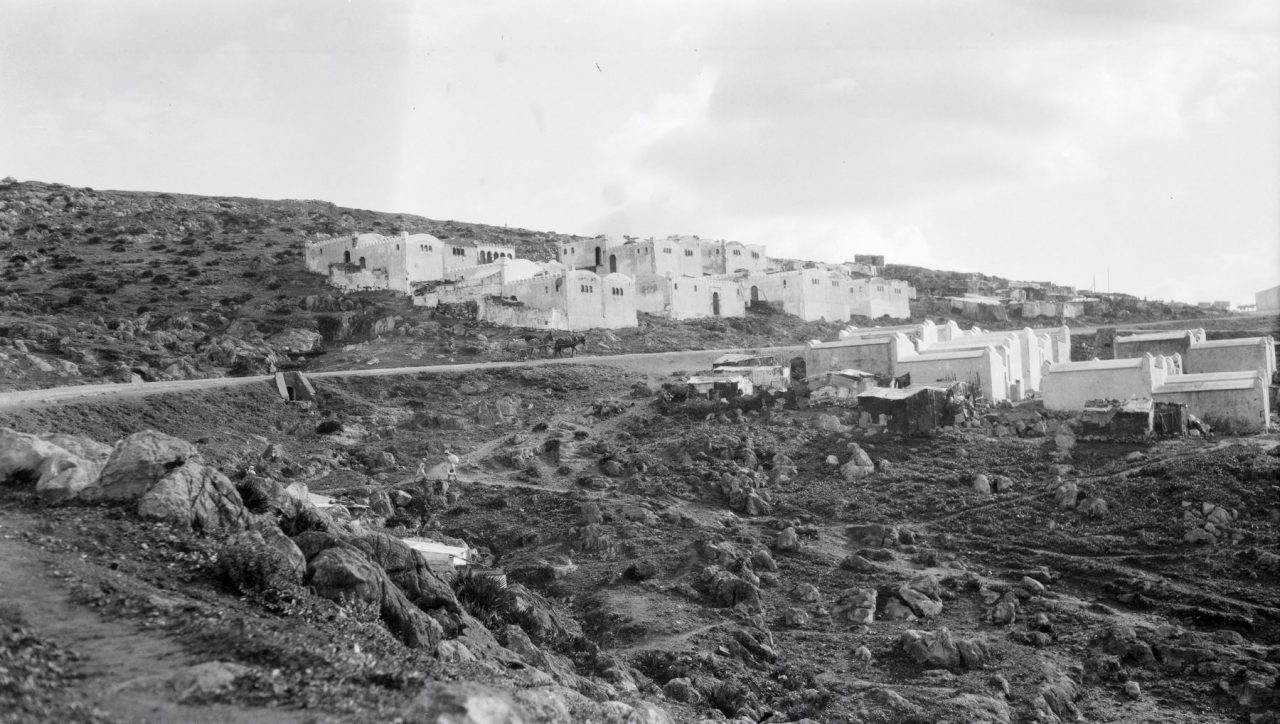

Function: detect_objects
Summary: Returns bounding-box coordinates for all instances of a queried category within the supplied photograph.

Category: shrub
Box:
[315,420,344,435]
[214,534,297,596]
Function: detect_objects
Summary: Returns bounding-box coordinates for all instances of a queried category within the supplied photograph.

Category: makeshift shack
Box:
[687,375,753,399]
[810,369,879,404]
[711,353,789,391]
[1080,398,1154,439]
[402,537,478,574]
[855,385,949,435]
[1154,401,1188,436]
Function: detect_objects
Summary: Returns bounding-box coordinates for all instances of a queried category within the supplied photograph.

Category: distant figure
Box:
[415,459,427,481]
[445,450,460,484]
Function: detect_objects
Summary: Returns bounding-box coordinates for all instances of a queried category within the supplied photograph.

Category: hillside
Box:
[0,178,1264,393]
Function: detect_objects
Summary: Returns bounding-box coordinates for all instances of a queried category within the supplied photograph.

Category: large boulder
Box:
[0,428,109,500]
[899,628,989,669]
[345,531,460,614]
[267,328,323,354]
[92,430,199,502]
[399,682,528,723]
[137,460,252,534]
[308,546,441,650]
[834,588,877,625]
[841,444,876,480]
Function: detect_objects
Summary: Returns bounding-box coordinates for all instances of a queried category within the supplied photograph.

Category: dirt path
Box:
[0,345,802,413]
[0,512,310,723]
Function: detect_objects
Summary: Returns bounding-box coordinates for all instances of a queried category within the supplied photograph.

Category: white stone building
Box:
[304,232,516,293]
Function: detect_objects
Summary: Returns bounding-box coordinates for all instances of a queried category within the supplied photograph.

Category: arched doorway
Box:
[712,291,721,316]
[750,285,759,303]
[343,250,351,264]
[609,254,617,273]
[789,357,807,382]
[594,246,602,268]
[358,256,366,268]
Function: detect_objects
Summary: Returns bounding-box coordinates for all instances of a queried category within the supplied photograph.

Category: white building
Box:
[304,232,516,293]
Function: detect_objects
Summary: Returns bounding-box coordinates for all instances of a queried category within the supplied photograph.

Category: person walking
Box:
[415,459,428,482]
[445,449,460,484]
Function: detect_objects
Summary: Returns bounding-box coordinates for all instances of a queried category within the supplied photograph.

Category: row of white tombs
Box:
[687,322,1274,434]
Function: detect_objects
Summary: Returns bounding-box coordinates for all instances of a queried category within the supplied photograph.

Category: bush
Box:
[315,420,344,435]
[215,534,298,596]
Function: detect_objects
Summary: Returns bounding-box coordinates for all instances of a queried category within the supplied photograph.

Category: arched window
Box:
[343,250,351,264]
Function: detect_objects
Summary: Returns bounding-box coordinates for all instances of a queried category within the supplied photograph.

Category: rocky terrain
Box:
[1,361,1278,723]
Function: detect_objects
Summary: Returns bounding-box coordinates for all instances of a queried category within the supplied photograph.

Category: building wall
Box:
[1113,331,1200,361]
[668,277,746,320]
[1041,356,1172,411]
[1184,337,1277,379]
[896,347,1006,402]
[805,334,913,377]
[849,278,911,319]
[1153,375,1271,433]
[476,298,569,330]
[1256,285,1280,312]
[600,272,637,329]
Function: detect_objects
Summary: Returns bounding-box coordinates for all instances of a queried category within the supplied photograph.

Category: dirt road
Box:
[0,345,805,413]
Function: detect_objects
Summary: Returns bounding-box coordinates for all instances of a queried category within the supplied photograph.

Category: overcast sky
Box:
[3,1,1277,305]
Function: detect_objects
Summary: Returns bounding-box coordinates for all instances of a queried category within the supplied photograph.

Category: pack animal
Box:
[553,334,587,358]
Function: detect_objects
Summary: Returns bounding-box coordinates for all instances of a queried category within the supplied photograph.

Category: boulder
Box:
[784,608,811,626]
[137,460,252,534]
[399,681,528,723]
[345,531,461,614]
[794,583,821,602]
[899,628,988,669]
[92,430,198,502]
[841,444,876,480]
[1053,480,1079,510]
[775,526,800,551]
[1077,497,1108,518]
[847,523,898,548]
[972,474,991,496]
[172,661,250,703]
[267,328,322,354]
[308,546,441,650]
[834,588,877,625]
[219,528,306,587]
[898,581,944,618]
[0,428,109,500]
[662,677,704,706]
[991,591,1019,625]
[882,597,918,621]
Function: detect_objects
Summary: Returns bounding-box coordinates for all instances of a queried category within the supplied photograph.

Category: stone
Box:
[841,444,876,480]
[1077,497,1108,518]
[898,585,943,619]
[853,645,873,664]
[1124,681,1141,699]
[992,591,1019,625]
[623,559,658,581]
[307,546,441,650]
[992,475,1015,493]
[662,677,704,706]
[1020,576,1047,595]
[847,523,898,548]
[882,597,918,621]
[137,460,252,534]
[834,588,877,625]
[784,607,811,626]
[399,681,527,723]
[267,328,323,354]
[776,526,800,551]
[900,628,988,669]
[794,583,821,602]
[92,430,199,502]
[1054,480,1079,510]
[369,489,394,517]
[1053,427,1076,451]
[972,474,992,495]
[825,455,839,465]
[579,501,603,525]
[1124,451,1145,462]
[1185,527,1216,545]
[0,428,109,500]
[750,548,778,572]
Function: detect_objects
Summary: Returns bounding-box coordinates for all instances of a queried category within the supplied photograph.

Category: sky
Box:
[2,1,1277,306]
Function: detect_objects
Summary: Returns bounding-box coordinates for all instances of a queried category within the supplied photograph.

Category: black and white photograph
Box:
[1,1,1278,722]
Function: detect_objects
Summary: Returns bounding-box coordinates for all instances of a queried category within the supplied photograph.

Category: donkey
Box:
[553,333,587,358]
